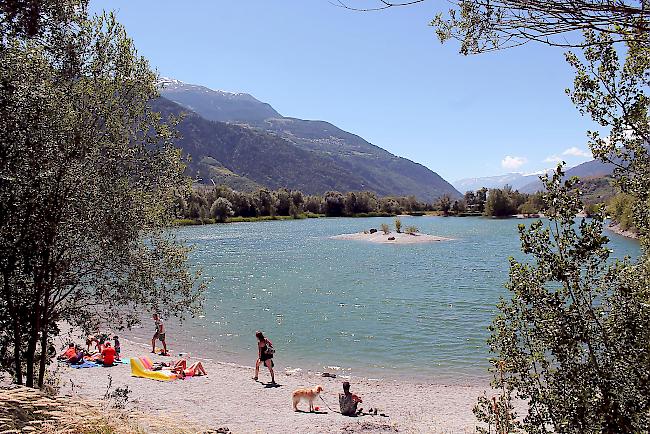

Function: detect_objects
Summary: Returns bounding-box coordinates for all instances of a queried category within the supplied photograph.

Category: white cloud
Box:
[501,155,527,170]
[543,155,562,164]
[562,146,591,158]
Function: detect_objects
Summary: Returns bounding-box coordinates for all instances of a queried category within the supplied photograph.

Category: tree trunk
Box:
[2,270,23,384]
[37,293,51,389]
[25,301,41,388]
[38,323,48,388]
[25,330,37,388]
[12,316,23,385]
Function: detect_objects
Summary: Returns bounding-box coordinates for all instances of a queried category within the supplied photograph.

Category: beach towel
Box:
[130,356,178,381]
[70,361,99,369]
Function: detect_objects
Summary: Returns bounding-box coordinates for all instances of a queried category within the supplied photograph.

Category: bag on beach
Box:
[264,339,275,356]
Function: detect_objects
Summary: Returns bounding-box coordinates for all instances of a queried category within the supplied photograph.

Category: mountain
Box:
[153,97,368,194]
[158,78,280,122]
[452,172,549,194]
[519,159,615,193]
[158,79,461,201]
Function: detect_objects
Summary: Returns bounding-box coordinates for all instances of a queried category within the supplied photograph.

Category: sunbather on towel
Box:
[162,359,207,378]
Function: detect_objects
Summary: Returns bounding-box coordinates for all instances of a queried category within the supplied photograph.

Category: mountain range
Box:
[453,159,616,194]
[157,78,461,201]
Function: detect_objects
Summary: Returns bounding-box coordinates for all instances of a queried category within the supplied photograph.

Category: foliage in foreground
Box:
[475,22,650,433]
[0,1,203,388]
[476,167,650,433]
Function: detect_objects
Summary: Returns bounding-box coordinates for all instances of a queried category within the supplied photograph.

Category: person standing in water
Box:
[151,313,167,355]
[253,330,275,385]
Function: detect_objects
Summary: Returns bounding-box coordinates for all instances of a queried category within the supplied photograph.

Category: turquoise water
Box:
[158,217,639,383]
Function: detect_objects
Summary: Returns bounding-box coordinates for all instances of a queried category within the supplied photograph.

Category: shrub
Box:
[405,225,419,234]
[210,197,234,222]
[394,217,402,233]
[380,223,390,234]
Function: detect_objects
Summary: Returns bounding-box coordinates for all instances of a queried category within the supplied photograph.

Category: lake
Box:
[144,216,640,383]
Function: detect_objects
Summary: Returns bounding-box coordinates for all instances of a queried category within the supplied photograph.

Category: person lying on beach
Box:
[339,381,363,416]
[253,330,275,385]
[58,343,77,361]
[174,360,207,378]
[151,359,207,377]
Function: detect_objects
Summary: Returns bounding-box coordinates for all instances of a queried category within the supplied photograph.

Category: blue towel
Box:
[70,361,98,369]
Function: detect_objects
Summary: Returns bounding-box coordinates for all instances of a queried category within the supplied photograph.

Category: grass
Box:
[173,211,406,226]
[0,385,218,434]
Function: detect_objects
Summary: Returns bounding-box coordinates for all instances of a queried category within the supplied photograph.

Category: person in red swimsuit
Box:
[171,359,207,378]
[98,342,116,366]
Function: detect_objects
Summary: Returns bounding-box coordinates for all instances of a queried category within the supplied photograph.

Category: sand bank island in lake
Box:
[331,231,452,244]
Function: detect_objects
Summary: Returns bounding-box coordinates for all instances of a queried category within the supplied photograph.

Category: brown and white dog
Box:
[292,385,324,412]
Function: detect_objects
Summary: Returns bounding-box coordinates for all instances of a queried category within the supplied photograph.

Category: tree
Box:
[566,28,649,248]
[475,167,650,432]
[344,191,358,215]
[435,194,452,215]
[303,195,323,214]
[341,1,650,429]
[255,188,276,216]
[274,188,293,216]
[323,191,346,216]
[336,1,649,54]
[484,188,514,217]
[451,199,466,215]
[476,187,488,213]
[0,2,203,387]
[210,198,234,222]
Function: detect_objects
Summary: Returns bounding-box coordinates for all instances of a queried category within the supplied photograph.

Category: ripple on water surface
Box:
[159,217,639,383]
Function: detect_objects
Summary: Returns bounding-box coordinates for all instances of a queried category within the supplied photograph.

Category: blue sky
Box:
[91,0,596,182]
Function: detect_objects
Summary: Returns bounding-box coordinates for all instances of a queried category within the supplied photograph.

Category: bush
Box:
[394,217,402,233]
[210,197,234,222]
[405,225,419,234]
[380,223,390,234]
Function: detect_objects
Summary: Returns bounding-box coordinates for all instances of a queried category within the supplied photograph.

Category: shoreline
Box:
[331,231,453,244]
[52,333,491,433]
[606,221,639,240]
[173,212,441,227]
[120,328,491,387]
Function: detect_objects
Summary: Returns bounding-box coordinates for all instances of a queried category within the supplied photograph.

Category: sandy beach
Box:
[53,335,490,433]
[331,231,452,244]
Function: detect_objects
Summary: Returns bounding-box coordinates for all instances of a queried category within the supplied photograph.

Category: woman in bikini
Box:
[167,359,207,378]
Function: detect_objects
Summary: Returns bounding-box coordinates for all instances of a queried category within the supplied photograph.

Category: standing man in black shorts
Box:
[151,313,168,355]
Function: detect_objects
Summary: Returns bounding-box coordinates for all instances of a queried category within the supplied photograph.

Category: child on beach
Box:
[253,330,275,385]
[113,336,121,360]
[151,313,168,355]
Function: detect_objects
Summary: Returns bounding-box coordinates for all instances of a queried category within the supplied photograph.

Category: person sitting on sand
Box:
[253,330,275,385]
[339,381,363,416]
[96,341,116,366]
[68,346,86,364]
[58,343,77,361]
[151,313,168,355]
